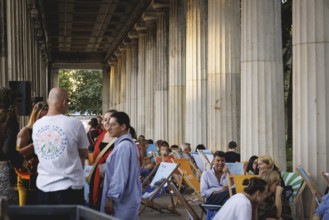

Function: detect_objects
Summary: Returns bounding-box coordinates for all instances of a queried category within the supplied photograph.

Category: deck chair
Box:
[296,165,323,215]
[197,150,212,171]
[227,173,254,197]
[168,182,203,220]
[281,171,306,219]
[172,158,203,201]
[139,162,180,216]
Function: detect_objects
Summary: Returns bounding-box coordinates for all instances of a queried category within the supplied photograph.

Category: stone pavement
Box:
[139,192,205,220]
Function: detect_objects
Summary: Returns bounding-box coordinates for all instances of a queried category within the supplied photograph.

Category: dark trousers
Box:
[37,187,84,205]
[205,189,236,206]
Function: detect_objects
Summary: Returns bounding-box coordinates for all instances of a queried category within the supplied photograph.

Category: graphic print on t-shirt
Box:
[34,125,67,159]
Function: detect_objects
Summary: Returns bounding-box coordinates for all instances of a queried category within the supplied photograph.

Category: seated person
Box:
[195,144,206,152]
[259,169,292,220]
[312,193,329,220]
[246,155,259,175]
[225,141,240,163]
[200,151,231,206]
[139,139,155,180]
[155,141,174,164]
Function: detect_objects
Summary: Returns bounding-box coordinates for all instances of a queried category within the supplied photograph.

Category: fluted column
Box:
[124,39,132,117]
[207,0,240,152]
[293,0,329,202]
[128,31,139,128]
[143,13,157,139]
[50,66,59,88]
[0,0,7,86]
[102,64,110,113]
[168,0,186,146]
[185,0,208,147]
[118,46,126,111]
[109,59,117,110]
[135,23,147,136]
[153,3,169,141]
[114,50,121,110]
[241,0,285,167]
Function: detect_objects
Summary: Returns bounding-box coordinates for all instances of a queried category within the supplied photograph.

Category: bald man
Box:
[32,87,89,205]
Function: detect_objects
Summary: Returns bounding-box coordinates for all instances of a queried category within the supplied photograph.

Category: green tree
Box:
[59,69,102,115]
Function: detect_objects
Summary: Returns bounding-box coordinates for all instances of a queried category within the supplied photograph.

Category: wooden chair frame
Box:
[139,162,181,216]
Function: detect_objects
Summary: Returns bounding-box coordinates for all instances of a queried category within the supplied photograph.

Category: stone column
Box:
[241,0,285,167]
[168,0,186,146]
[124,39,132,117]
[109,58,117,110]
[143,13,157,139]
[185,0,208,147]
[114,50,121,110]
[135,22,147,136]
[118,46,126,111]
[50,66,59,88]
[128,31,139,129]
[102,64,110,113]
[153,2,169,141]
[0,0,7,86]
[293,0,329,203]
[207,0,240,152]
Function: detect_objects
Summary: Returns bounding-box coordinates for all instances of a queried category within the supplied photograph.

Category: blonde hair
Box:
[259,169,280,186]
[258,155,280,171]
[26,102,48,128]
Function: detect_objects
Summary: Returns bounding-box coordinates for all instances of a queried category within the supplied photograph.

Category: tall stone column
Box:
[153,3,169,141]
[124,39,132,117]
[241,0,285,167]
[143,13,157,139]
[50,66,59,88]
[109,58,117,110]
[207,0,240,152]
[0,0,7,86]
[168,0,186,146]
[128,31,139,129]
[135,22,147,136]
[102,64,110,113]
[114,50,121,110]
[293,0,329,201]
[118,46,126,111]
[185,0,208,147]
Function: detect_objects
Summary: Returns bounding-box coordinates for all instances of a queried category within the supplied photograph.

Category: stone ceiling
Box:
[39,0,151,69]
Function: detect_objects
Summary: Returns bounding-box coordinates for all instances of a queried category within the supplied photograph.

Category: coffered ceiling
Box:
[39,0,151,68]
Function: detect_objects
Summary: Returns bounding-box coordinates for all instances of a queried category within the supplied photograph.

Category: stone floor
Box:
[139,191,205,220]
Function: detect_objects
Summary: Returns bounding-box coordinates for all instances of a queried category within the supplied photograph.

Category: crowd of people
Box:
[0,86,328,220]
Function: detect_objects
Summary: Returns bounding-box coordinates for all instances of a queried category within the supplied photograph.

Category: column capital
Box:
[128,29,139,39]
[152,0,169,11]
[142,11,157,23]
[134,22,147,35]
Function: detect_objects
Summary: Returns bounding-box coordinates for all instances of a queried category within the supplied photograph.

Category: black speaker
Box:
[9,81,31,116]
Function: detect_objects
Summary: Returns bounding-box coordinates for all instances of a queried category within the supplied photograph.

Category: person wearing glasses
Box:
[16,101,48,205]
[101,112,141,220]
[32,87,89,205]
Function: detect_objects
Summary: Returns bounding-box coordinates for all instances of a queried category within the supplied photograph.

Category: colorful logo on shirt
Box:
[34,125,67,159]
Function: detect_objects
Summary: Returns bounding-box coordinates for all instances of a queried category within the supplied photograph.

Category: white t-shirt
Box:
[33,114,89,192]
[213,193,252,220]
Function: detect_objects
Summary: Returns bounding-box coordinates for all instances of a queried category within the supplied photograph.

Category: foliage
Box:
[59,69,102,115]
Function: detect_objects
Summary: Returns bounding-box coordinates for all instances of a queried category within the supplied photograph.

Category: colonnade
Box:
[0,0,48,98]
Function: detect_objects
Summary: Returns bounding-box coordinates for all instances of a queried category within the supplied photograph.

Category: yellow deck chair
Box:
[227,173,255,197]
[172,158,203,200]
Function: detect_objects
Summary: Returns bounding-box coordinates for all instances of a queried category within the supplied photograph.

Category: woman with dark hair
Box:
[246,155,259,175]
[101,111,141,220]
[214,177,268,220]
[87,118,100,164]
[0,87,19,204]
[88,110,117,210]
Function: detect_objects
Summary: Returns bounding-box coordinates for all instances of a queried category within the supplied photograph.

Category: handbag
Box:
[86,138,116,184]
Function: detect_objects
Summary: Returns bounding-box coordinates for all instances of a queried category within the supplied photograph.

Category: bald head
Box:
[47,87,69,115]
